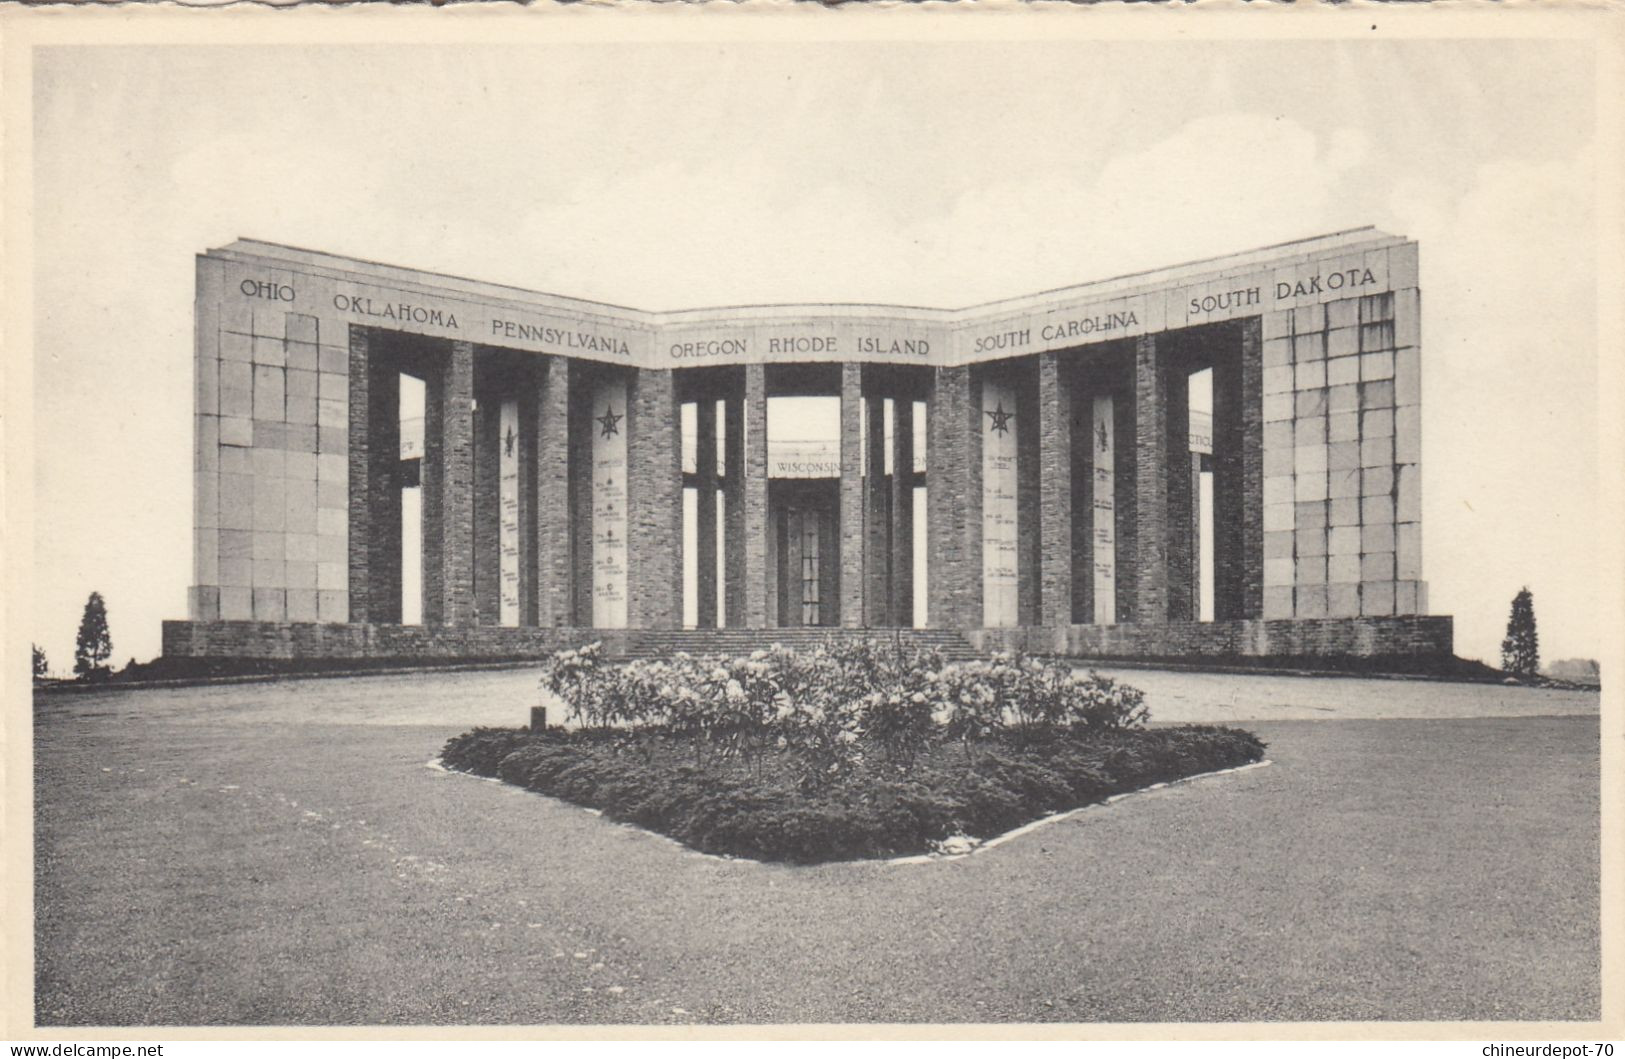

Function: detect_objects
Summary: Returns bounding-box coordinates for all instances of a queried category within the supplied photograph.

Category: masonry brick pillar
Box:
[890,396,915,626]
[926,366,980,629]
[422,340,476,626]
[723,385,746,627]
[864,393,888,626]
[694,394,719,628]
[346,326,401,624]
[742,365,771,628]
[534,356,572,627]
[1211,317,1265,620]
[1240,317,1264,620]
[839,364,866,628]
[1038,352,1074,627]
[1133,334,1193,624]
[628,369,682,629]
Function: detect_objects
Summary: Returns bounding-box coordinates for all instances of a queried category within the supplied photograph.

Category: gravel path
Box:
[32,673,1599,1025]
[35,662,1601,729]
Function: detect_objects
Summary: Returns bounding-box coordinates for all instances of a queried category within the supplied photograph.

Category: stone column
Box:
[742,365,771,628]
[1208,317,1265,621]
[1238,316,1265,619]
[422,340,476,626]
[839,363,866,627]
[1133,334,1183,624]
[694,395,719,628]
[926,366,980,630]
[628,369,682,629]
[346,326,402,624]
[1038,352,1074,627]
[723,386,746,627]
[864,394,888,626]
[534,356,572,627]
[890,396,915,626]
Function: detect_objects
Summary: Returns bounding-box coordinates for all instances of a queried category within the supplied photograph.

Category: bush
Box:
[440,726,535,776]
[440,722,1266,865]
[439,640,1264,863]
[534,640,1151,782]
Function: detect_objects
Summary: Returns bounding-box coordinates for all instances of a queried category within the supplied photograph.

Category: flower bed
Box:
[440,640,1266,864]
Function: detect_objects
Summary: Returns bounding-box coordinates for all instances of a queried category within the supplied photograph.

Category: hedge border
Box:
[440,724,1268,865]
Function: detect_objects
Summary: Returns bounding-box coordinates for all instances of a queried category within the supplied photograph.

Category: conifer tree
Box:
[1500,587,1539,677]
[73,591,113,678]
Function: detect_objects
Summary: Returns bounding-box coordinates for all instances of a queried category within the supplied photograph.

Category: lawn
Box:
[32,679,1600,1024]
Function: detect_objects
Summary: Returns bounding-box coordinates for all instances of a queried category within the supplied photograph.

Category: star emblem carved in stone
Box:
[597,405,623,438]
[984,401,1014,436]
[504,425,516,457]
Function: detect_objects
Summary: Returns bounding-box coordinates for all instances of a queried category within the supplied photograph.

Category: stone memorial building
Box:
[163,228,1453,663]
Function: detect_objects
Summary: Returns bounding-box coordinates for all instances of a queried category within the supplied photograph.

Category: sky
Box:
[27,32,1606,671]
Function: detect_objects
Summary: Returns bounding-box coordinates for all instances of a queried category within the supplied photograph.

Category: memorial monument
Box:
[162,227,1452,663]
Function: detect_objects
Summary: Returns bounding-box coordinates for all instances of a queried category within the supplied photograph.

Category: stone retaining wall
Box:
[967,615,1452,660]
[161,620,622,661]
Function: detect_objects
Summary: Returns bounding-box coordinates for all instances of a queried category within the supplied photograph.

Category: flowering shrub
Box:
[536,640,1149,783]
[1063,668,1149,730]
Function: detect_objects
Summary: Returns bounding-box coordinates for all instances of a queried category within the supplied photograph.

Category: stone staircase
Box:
[620,627,981,663]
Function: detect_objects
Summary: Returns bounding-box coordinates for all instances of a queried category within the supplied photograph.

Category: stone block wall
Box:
[192,256,351,627]
[161,618,622,661]
[968,614,1453,661]
[1260,281,1424,619]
